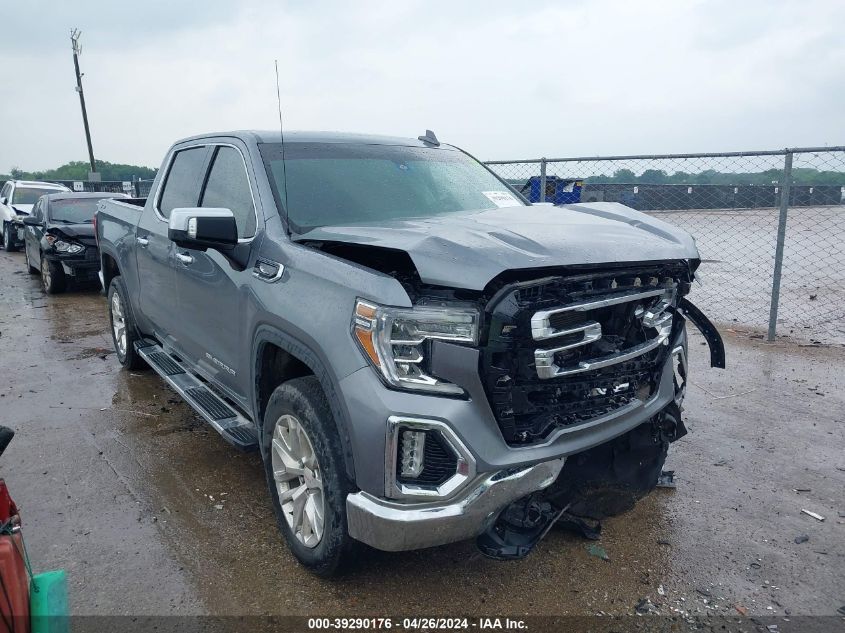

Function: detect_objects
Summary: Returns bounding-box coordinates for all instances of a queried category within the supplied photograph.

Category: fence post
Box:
[767,152,793,341]
[539,158,547,203]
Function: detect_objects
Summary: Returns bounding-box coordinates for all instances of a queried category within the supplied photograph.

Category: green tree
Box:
[639,169,669,184]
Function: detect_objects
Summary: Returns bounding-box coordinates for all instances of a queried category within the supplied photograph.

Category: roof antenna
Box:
[274,60,290,228]
[418,129,440,146]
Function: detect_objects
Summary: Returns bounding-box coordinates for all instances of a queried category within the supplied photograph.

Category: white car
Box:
[0,180,71,251]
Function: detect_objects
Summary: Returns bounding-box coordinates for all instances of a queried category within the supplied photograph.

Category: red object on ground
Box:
[0,532,30,633]
[0,481,18,524]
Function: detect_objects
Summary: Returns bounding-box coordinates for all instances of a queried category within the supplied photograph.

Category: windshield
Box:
[49,198,103,224]
[259,143,524,232]
[13,187,62,206]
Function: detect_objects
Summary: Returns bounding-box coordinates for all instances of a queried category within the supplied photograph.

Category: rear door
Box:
[174,143,260,401]
[136,145,210,347]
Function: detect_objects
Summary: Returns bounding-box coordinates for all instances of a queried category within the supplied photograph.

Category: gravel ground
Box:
[0,248,842,626]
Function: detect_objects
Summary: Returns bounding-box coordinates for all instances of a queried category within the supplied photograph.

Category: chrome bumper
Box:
[346,458,565,552]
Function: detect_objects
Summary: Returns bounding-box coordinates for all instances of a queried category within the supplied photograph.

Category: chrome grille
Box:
[480,265,688,445]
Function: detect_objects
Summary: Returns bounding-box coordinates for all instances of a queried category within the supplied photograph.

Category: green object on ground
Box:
[587,543,610,561]
[30,569,69,633]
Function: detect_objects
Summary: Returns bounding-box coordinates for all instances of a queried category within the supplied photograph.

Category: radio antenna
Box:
[274,60,290,225]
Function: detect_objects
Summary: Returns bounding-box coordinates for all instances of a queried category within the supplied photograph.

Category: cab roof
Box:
[11,180,70,189]
[174,130,446,148]
[43,191,127,202]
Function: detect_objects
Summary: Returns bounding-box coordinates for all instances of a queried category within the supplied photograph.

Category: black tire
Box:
[2,224,16,252]
[40,257,66,294]
[263,376,358,577]
[107,275,146,370]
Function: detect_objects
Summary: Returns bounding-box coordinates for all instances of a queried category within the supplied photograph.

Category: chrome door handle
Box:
[136,236,149,247]
[176,253,194,265]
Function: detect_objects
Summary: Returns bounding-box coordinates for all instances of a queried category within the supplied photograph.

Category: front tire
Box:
[107,276,146,370]
[2,224,16,252]
[263,376,358,576]
[41,257,66,294]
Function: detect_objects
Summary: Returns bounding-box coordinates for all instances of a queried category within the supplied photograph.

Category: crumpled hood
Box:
[295,202,699,290]
[11,204,33,215]
[48,223,97,246]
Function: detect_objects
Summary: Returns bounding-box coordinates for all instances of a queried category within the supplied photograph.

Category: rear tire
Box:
[41,257,66,294]
[263,376,358,577]
[2,224,16,252]
[107,276,146,370]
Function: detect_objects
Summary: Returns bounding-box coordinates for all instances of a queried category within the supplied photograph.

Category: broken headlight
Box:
[46,236,84,254]
[353,299,479,395]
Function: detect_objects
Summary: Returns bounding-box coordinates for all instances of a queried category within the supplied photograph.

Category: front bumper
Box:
[346,458,565,551]
[44,251,100,279]
[339,332,684,497]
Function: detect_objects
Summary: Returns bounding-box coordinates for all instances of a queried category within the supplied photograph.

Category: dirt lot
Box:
[0,249,843,622]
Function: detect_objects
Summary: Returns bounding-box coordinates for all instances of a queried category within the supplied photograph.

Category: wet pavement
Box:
[0,249,842,618]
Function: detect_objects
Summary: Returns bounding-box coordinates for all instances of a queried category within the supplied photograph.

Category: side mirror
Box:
[22,216,41,226]
[168,207,238,251]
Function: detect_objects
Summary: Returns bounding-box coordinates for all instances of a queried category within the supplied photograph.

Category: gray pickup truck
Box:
[96,130,724,575]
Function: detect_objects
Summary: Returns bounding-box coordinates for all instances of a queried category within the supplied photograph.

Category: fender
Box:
[676,298,726,369]
[98,242,121,290]
[251,324,357,482]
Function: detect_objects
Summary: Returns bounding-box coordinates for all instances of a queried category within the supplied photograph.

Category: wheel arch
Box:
[252,325,356,482]
[99,246,121,291]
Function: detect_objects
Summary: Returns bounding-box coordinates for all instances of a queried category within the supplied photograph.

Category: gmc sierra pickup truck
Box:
[96,130,724,576]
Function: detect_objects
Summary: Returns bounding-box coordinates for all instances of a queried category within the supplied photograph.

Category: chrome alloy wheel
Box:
[111,292,127,357]
[271,414,325,548]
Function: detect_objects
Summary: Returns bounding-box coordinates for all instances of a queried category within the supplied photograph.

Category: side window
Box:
[200,147,256,238]
[158,147,207,218]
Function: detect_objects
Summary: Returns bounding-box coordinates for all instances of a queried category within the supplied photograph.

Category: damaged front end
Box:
[474,263,724,559]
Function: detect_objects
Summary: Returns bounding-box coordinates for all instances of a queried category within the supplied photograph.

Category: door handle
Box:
[176,253,194,265]
[136,236,149,247]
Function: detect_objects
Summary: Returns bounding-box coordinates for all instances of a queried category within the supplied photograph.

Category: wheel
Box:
[2,224,16,252]
[107,276,146,370]
[40,257,66,294]
[263,376,358,576]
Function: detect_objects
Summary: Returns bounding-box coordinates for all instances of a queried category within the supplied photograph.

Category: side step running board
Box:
[136,341,258,450]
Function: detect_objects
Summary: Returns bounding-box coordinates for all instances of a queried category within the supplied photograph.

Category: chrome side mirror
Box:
[168,207,238,250]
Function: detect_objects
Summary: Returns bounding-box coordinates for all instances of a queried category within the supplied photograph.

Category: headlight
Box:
[48,237,84,254]
[353,299,479,395]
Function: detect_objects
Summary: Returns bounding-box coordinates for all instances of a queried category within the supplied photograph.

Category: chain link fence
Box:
[485,147,845,344]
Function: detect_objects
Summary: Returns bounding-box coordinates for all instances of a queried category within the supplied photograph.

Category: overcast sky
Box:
[2,0,843,171]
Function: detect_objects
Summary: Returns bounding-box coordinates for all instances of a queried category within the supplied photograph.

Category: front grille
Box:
[481,265,688,445]
[396,431,458,486]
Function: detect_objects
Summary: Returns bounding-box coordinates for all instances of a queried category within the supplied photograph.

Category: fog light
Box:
[400,429,426,478]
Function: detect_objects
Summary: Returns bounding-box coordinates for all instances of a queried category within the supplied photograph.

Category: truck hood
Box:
[294,202,699,290]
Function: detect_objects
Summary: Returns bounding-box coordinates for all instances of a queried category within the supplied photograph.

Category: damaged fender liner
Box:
[675,298,726,369]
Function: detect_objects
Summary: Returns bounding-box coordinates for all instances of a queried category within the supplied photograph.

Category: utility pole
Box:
[70,29,99,180]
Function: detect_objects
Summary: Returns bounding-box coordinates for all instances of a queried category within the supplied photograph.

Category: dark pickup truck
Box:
[96,130,724,575]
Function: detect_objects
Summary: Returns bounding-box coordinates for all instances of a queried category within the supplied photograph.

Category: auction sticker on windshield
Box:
[482,191,520,207]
